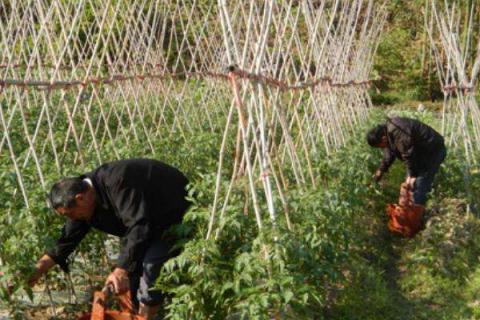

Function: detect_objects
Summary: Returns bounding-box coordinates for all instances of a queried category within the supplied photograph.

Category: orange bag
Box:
[386,182,424,238]
[78,286,145,320]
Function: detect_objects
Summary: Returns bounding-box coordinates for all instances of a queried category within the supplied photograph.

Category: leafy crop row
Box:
[1,105,479,319]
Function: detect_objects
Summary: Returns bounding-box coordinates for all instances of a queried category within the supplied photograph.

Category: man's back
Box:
[87,158,190,231]
[386,117,444,151]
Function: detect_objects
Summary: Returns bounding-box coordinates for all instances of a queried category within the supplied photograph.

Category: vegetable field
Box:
[1,1,480,319]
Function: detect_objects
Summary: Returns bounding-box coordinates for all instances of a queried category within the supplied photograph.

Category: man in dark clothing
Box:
[367,117,446,206]
[29,158,190,319]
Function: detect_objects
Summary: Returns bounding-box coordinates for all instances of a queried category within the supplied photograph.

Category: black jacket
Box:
[378,117,445,177]
[46,159,190,273]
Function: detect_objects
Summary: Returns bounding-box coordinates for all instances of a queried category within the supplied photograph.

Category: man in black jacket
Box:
[367,117,446,206]
[29,158,190,319]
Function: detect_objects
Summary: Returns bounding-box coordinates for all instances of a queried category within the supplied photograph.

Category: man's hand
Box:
[29,255,55,287]
[406,176,416,189]
[373,170,383,182]
[0,271,14,295]
[106,268,129,295]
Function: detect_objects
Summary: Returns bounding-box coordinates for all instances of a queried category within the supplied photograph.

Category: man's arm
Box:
[29,219,90,287]
[375,148,396,181]
[106,183,152,294]
[397,140,416,177]
[44,219,91,272]
[114,188,152,274]
[390,120,417,177]
[28,255,55,286]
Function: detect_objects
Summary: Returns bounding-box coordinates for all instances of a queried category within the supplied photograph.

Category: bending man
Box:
[30,158,190,320]
[367,117,446,207]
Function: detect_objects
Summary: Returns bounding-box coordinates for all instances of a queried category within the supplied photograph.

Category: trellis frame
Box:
[0,0,388,310]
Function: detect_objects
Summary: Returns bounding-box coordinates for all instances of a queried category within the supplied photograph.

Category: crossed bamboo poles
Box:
[0,0,387,311]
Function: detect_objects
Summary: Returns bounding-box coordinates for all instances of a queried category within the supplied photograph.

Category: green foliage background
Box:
[371,0,480,105]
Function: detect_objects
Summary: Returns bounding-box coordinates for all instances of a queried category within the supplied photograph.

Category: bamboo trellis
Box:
[426,0,480,166]
[0,0,387,242]
[0,0,390,312]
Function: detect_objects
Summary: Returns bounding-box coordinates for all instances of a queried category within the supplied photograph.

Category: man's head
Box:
[366,124,387,148]
[49,177,96,220]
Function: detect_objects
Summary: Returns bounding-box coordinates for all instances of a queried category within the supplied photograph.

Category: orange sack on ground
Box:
[78,286,145,320]
[386,182,425,238]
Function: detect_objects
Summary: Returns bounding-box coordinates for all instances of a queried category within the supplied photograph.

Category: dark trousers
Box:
[413,147,447,205]
[129,239,177,307]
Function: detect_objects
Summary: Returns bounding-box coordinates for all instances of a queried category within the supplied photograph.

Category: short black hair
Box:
[366,124,387,147]
[49,177,89,209]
